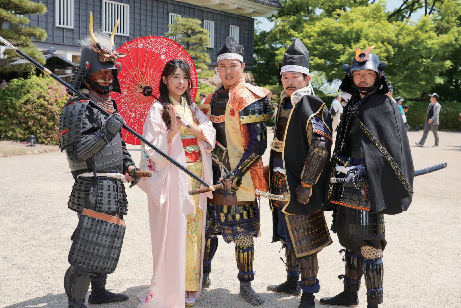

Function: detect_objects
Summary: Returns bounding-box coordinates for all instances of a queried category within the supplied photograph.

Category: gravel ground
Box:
[0,131,460,308]
[0,141,59,157]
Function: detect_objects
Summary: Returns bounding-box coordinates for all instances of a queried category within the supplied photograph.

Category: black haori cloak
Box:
[270,88,332,216]
[332,90,414,215]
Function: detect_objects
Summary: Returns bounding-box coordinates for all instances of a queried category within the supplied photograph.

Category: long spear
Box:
[0,35,214,190]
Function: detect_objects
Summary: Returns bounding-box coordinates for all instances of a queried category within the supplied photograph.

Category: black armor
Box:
[61,14,134,307]
[321,48,414,308]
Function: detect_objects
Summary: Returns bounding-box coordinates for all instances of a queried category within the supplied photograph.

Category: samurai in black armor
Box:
[319,47,414,308]
[59,14,139,308]
[200,37,271,306]
[266,39,333,308]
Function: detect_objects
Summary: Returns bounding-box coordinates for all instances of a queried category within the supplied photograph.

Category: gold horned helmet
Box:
[88,11,126,64]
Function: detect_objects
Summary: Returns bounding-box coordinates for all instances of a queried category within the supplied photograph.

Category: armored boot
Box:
[267,246,301,296]
[364,257,384,308]
[64,266,91,308]
[298,254,320,308]
[236,237,264,305]
[320,250,362,307]
[267,274,301,296]
[298,292,315,308]
[240,281,264,306]
[88,276,128,304]
[202,235,218,288]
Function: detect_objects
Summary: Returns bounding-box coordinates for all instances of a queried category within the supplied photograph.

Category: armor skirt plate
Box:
[69,212,125,275]
[285,210,332,258]
[206,190,260,243]
[68,177,128,215]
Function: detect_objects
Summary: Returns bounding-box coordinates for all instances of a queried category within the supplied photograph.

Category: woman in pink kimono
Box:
[137,59,216,308]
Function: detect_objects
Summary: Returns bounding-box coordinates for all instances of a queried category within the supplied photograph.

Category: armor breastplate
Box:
[91,108,123,173]
[210,88,229,148]
[67,103,124,174]
[91,133,123,173]
[342,113,364,159]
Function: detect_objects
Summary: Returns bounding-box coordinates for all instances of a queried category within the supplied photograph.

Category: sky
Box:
[255,0,426,32]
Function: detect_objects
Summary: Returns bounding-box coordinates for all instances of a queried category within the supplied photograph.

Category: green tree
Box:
[255,0,461,100]
[294,4,452,98]
[253,21,279,86]
[0,0,47,74]
[166,17,212,78]
[431,0,461,100]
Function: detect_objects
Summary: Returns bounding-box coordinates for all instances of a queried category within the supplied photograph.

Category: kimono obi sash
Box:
[181,134,201,163]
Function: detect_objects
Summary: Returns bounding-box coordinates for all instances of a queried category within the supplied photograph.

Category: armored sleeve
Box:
[122,140,135,173]
[300,116,332,187]
[63,102,123,163]
[233,97,270,177]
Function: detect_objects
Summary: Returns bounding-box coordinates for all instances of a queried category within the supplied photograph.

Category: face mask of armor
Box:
[84,75,113,95]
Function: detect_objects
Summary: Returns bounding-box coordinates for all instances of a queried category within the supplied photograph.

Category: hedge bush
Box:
[406,101,461,131]
[0,75,69,145]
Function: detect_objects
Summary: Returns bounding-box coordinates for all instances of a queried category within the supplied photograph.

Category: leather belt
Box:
[82,208,126,226]
[209,192,253,206]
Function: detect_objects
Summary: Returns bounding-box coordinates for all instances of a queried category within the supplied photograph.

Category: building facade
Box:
[24,0,280,69]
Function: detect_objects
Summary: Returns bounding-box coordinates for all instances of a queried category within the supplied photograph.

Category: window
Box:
[55,0,74,29]
[102,0,129,37]
[230,25,239,44]
[168,13,181,40]
[203,20,214,48]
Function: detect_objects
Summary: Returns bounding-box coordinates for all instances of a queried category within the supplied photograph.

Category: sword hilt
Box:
[134,171,151,177]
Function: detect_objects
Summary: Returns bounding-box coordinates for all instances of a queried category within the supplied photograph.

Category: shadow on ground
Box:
[4,285,149,308]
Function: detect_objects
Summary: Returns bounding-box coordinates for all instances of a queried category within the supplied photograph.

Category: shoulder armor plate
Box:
[59,98,90,150]
[311,115,332,142]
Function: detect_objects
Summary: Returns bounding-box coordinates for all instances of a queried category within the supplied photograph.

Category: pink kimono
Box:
[137,100,215,308]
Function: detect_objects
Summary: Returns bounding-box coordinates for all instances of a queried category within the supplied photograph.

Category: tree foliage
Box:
[0,0,47,74]
[166,17,212,78]
[254,0,461,100]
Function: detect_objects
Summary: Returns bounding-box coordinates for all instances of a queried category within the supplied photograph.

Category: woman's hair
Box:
[159,59,195,128]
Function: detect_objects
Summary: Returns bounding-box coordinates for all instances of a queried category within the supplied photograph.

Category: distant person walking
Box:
[395,96,406,124]
[402,105,410,130]
[330,94,343,134]
[416,93,441,147]
[0,79,6,89]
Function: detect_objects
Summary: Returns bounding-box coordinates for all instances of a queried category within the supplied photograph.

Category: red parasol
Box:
[112,36,198,145]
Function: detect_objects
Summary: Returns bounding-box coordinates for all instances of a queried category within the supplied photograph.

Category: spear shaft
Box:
[0,36,213,189]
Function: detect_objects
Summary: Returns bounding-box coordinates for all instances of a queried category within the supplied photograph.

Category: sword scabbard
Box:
[188,183,225,195]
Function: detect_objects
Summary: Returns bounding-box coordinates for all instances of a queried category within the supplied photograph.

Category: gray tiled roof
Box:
[252,0,282,8]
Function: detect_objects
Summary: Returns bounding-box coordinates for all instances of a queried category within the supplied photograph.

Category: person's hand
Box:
[218,177,231,190]
[177,115,192,129]
[168,105,181,134]
[296,184,312,204]
[125,165,136,182]
[428,119,432,124]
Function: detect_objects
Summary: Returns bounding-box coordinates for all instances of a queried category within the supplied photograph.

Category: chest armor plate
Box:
[210,90,229,148]
[90,109,124,173]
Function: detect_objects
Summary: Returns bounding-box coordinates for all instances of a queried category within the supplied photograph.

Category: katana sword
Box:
[331,162,448,183]
[0,35,213,190]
